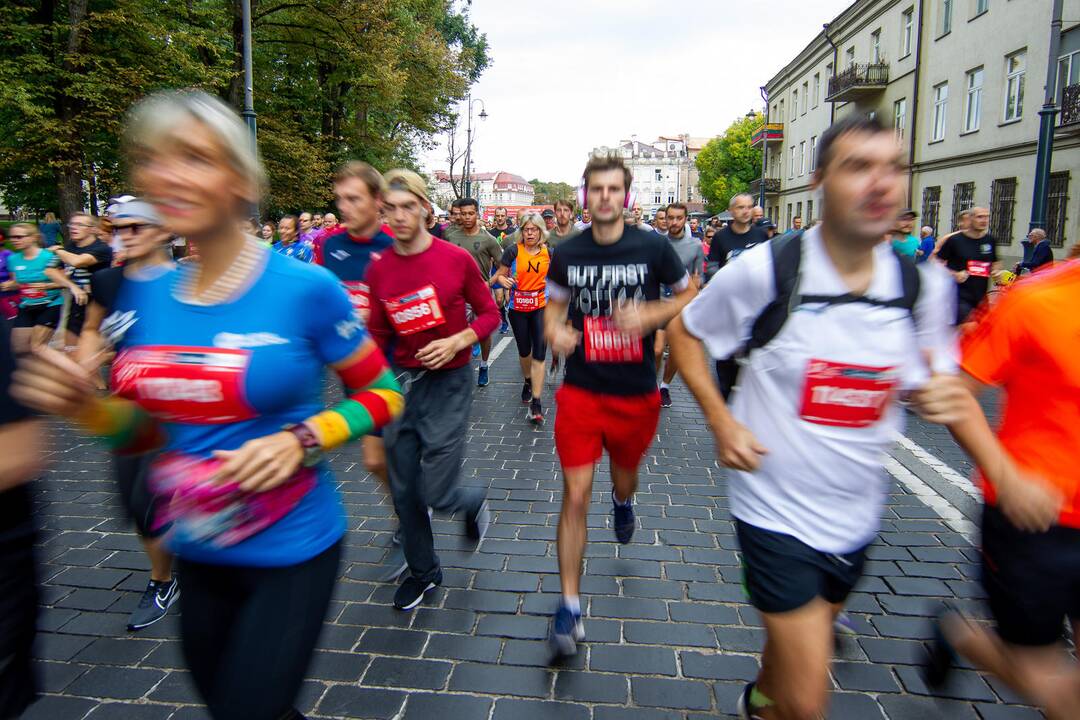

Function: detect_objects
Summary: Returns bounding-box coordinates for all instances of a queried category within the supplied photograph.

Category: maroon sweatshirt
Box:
[365,237,499,369]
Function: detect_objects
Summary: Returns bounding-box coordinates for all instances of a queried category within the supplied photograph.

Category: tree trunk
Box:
[225,0,245,108]
[54,0,90,218]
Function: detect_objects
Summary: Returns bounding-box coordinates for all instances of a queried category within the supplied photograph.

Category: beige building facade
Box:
[760,0,1080,261]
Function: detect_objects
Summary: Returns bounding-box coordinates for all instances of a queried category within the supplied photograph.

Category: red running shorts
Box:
[554,384,661,470]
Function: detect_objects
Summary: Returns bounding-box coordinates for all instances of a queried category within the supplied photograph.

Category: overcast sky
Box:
[421,0,853,184]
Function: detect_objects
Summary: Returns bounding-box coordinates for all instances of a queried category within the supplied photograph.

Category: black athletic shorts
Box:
[65,299,86,336]
[114,453,167,539]
[12,304,60,329]
[982,504,1080,646]
[737,519,868,614]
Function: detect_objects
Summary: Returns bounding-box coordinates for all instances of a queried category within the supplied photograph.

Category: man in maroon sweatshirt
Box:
[365,169,499,611]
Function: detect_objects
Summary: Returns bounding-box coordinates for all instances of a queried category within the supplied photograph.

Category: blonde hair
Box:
[44,212,57,223]
[518,212,549,244]
[10,223,41,244]
[334,161,386,198]
[125,89,267,197]
[383,169,431,205]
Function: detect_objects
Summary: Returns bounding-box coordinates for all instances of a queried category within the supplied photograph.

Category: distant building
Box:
[432,171,535,208]
[589,135,708,216]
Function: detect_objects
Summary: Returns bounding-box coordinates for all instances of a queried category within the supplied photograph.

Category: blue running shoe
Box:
[471,344,481,358]
[499,319,510,334]
[549,603,585,657]
[612,489,635,544]
[477,366,489,387]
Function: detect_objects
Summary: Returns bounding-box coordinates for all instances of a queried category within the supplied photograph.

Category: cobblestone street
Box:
[25,338,1038,719]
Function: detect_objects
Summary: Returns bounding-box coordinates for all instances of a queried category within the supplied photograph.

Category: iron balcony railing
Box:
[748,178,781,196]
[826,62,889,101]
[1061,83,1080,126]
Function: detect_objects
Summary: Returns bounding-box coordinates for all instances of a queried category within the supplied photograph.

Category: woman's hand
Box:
[212,431,304,493]
[495,275,515,289]
[10,347,97,418]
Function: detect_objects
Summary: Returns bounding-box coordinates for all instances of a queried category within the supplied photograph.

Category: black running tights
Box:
[178,541,341,720]
[509,308,546,361]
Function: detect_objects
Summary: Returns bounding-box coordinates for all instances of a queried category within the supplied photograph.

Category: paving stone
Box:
[476,613,549,639]
[501,638,585,669]
[589,596,669,620]
[363,656,452,690]
[66,666,166,699]
[402,692,493,720]
[831,662,901,693]
[593,708,684,720]
[424,633,501,662]
[877,695,979,719]
[491,698,589,720]
[449,662,553,697]
[444,589,521,613]
[33,632,94,661]
[357,628,428,657]
[622,578,683,599]
[33,659,90,693]
[473,571,541,592]
[84,703,177,720]
[624,621,717,648]
[20,695,97,720]
[590,645,678,676]
[631,677,713,710]
[73,638,158,666]
[411,608,477,633]
[668,601,740,625]
[713,626,766,652]
[680,651,758,681]
[859,637,926,665]
[307,649,371,681]
[554,671,629,703]
[972,703,1045,720]
[829,692,886,719]
[895,665,997,702]
[318,686,407,719]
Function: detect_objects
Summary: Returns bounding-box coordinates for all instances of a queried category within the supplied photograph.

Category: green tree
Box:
[529,179,574,206]
[695,112,763,214]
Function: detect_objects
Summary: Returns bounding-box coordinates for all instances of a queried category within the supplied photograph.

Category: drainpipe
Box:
[823,23,838,125]
[759,86,769,209]
[1030,0,1064,233]
[907,0,926,208]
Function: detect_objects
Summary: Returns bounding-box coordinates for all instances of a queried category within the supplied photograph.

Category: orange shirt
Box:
[961,261,1080,527]
[505,242,550,311]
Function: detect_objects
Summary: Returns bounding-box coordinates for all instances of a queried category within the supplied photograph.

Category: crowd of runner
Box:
[0,92,1078,720]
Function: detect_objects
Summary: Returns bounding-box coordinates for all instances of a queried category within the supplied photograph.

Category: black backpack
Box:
[742,230,922,357]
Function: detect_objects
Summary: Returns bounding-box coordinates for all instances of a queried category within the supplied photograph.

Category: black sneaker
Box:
[659,387,672,408]
[922,603,962,689]
[529,399,543,425]
[128,578,180,631]
[521,381,532,404]
[611,490,635,544]
[466,499,490,543]
[393,575,441,611]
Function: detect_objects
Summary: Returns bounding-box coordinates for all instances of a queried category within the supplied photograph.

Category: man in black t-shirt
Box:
[936,206,1000,323]
[0,318,43,718]
[544,153,694,658]
[54,213,113,346]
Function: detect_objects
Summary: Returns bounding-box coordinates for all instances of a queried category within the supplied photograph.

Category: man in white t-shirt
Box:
[667,115,968,720]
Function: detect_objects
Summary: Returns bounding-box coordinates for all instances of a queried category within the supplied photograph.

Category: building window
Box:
[826,62,834,80]
[932,83,948,141]
[846,47,856,68]
[941,0,953,35]
[989,178,1016,245]
[952,182,975,230]
[1059,51,1080,100]
[964,67,983,132]
[1047,172,1070,248]
[813,73,821,107]
[779,99,785,123]
[901,7,914,57]
[807,199,814,223]
[810,136,818,170]
[1004,50,1026,122]
[975,0,988,15]
[792,89,798,120]
[871,29,882,63]
[922,186,942,236]
[802,82,809,114]
[894,98,907,140]
[799,141,806,176]
[786,203,793,229]
[667,193,675,204]
[654,192,661,205]
[655,168,662,181]
[790,146,796,179]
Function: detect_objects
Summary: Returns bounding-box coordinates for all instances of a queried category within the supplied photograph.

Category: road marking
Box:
[488,336,514,363]
[895,433,981,500]
[885,457,977,543]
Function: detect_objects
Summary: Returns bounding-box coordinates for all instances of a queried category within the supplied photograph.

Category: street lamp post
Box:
[1029,0,1064,235]
[240,0,258,217]
[462,94,487,199]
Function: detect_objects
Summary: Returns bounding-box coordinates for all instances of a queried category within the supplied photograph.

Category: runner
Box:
[6,224,82,353]
[935,206,1000,324]
[443,197,504,386]
[0,238,17,321]
[298,212,317,245]
[574,208,592,231]
[705,193,771,399]
[494,212,551,424]
[319,161,405,581]
[364,169,497,610]
[76,200,181,631]
[548,199,579,250]
[666,115,963,720]
[651,207,667,235]
[271,215,313,262]
[259,220,275,245]
[890,208,920,258]
[54,214,113,350]
[12,89,403,720]
[541,209,556,232]
[654,202,705,408]
[545,152,695,657]
[491,206,516,244]
[923,260,1080,720]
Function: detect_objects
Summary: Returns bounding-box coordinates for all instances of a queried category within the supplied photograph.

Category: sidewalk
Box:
[25,338,1039,719]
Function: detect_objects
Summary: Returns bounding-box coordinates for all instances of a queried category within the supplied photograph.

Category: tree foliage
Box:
[0,0,490,218]
[529,179,574,206]
[695,112,763,214]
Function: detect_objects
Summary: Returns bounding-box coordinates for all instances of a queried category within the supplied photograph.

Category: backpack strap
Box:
[744,230,805,354]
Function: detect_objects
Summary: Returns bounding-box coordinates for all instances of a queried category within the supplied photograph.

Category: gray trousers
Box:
[384,364,484,583]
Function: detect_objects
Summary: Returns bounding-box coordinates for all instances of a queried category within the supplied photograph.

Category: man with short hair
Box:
[705,193,771,398]
[313,213,324,229]
[549,199,578,249]
[668,115,961,720]
[890,208,920,259]
[54,213,113,348]
[656,203,705,408]
[792,215,803,232]
[542,209,556,231]
[689,217,703,239]
[449,204,462,227]
[272,215,312,262]
[492,207,516,246]
[917,226,936,263]
[1018,228,1053,274]
[751,205,765,224]
[574,209,592,231]
[652,208,668,235]
[365,169,497,611]
[545,153,695,657]
[936,206,1000,323]
[443,198,505,386]
[299,212,318,245]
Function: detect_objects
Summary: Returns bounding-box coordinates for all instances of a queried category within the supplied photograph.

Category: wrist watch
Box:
[284,423,324,468]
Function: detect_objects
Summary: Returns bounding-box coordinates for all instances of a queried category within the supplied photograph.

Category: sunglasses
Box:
[113,223,154,236]
[8,234,33,240]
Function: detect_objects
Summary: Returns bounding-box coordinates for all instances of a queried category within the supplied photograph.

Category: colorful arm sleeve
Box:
[304,339,404,449]
[73,396,166,455]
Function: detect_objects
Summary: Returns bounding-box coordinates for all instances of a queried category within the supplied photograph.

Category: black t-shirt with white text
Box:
[548,225,687,395]
[707,224,771,268]
[64,239,114,292]
[937,232,998,311]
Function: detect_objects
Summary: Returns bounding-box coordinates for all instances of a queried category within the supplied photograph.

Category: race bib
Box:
[343,280,370,312]
[966,260,991,278]
[19,287,46,300]
[513,289,543,312]
[799,359,898,428]
[384,284,446,336]
[583,316,643,364]
[111,345,256,424]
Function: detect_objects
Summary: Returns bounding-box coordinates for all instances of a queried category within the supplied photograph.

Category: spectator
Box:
[917,226,936,263]
[39,212,62,247]
[1017,228,1053,274]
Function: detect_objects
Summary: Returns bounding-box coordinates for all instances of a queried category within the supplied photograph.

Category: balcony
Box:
[748,178,781,197]
[826,62,889,103]
[750,123,784,148]
[1061,83,1080,127]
